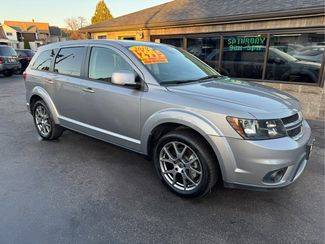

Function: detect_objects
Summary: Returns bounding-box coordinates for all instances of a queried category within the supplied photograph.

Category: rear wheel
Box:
[32,100,63,140]
[153,130,219,198]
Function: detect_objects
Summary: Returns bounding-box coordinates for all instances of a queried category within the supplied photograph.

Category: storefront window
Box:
[221,35,267,79]
[160,38,184,48]
[187,37,220,69]
[266,33,324,83]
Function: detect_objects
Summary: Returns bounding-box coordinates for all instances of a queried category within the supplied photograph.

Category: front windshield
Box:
[127,44,220,85]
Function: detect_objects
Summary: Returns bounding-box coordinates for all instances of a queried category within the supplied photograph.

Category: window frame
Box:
[53,46,88,78]
[30,49,58,72]
[84,44,146,89]
[151,27,325,87]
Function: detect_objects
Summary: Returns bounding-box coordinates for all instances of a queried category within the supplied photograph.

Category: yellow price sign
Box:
[129,46,168,65]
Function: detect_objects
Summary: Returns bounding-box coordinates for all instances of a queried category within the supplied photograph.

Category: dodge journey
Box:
[24,40,314,197]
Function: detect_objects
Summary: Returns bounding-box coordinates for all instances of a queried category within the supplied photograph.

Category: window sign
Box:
[225,36,267,52]
[221,35,267,79]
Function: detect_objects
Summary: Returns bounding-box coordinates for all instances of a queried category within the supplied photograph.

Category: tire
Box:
[3,71,13,77]
[32,100,63,140]
[153,130,219,198]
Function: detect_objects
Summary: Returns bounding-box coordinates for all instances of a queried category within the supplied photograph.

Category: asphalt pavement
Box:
[0,75,324,244]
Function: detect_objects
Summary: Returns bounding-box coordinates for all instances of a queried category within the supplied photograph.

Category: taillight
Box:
[0,57,3,64]
[23,71,27,81]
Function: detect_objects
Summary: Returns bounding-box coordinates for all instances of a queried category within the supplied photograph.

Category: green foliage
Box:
[24,40,31,49]
[91,0,113,24]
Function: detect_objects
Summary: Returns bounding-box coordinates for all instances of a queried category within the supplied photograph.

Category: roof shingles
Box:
[81,0,324,32]
[4,20,50,33]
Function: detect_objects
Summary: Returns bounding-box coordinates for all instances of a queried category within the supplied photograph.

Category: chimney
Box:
[32,19,35,23]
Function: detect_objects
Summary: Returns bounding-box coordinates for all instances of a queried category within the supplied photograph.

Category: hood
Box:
[166,77,301,118]
[295,59,321,68]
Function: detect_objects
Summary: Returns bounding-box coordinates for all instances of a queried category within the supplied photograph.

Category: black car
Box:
[0,45,20,77]
[15,49,35,73]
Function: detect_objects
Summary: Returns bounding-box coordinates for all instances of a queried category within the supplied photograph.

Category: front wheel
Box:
[153,130,220,198]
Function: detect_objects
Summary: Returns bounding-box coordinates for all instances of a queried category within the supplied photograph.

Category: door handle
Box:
[82,87,95,93]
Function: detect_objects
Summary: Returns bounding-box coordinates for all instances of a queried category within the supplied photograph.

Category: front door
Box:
[79,46,142,151]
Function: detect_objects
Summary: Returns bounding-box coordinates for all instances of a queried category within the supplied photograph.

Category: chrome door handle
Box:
[82,87,95,93]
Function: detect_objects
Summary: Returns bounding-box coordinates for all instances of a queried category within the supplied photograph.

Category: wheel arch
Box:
[30,86,60,124]
[141,109,227,178]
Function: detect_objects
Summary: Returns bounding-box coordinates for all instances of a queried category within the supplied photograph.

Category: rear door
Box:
[51,46,87,124]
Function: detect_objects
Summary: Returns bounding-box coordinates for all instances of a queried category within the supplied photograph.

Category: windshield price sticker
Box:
[129,46,168,65]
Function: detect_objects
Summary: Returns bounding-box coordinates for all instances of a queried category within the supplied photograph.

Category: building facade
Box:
[81,0,325,119]
[0,24,20,48]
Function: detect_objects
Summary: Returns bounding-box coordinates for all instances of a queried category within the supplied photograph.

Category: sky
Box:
[0,0,171,27]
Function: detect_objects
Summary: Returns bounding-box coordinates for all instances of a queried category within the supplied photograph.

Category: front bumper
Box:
[210,120,313,190]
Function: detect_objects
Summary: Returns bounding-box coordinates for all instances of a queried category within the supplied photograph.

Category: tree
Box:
[24,40,31,49]
[91,0,113,24]
[65,17,88,31]
[64,17,88,40]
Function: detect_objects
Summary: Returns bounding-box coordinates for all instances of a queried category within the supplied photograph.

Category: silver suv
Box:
[24,40,314,197]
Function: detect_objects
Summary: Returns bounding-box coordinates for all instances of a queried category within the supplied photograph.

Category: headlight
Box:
[227,117,287,140]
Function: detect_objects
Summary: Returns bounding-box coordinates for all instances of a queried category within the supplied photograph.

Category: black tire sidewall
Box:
[153,132,214,198]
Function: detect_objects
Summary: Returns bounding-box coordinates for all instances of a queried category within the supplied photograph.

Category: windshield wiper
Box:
[162,75,222,85]
[195,75,222,82]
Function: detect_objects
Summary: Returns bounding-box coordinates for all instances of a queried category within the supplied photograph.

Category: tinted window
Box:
[89,47,134,81]
[160,38,184,48]
[97,35,107,39]
[0,46,17,56]
[32,50,56,71]
[266,33,324,83]
[54,47,86,76]
[23,50,35,57]
[16,50,27,57]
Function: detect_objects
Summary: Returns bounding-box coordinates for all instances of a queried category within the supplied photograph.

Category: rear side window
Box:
[0,46,17,56]
[89,47,134,81]
[32,50,56,71]
[54,47,86,76]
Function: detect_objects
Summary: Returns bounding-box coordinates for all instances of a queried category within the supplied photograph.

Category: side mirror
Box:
[111,70,139,88]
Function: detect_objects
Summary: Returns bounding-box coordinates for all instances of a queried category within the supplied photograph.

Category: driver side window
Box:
[89,47,134,82]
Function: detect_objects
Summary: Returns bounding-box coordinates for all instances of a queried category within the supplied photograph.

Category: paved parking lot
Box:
[0,75,324,244]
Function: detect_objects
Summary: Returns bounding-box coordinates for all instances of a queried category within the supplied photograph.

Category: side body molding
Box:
[140,108,224,154]
[30,86,60,124]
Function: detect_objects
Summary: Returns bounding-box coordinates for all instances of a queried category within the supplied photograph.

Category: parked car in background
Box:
[218,47,321,83]
[0,45,20,77]
[291,46,325,63]
[24,40,313,198]
[16,49,35,74]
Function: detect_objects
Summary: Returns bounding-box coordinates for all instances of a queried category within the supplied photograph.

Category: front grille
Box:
[281,113,303,140]
[282,113,299,125]
[287,126,302,138]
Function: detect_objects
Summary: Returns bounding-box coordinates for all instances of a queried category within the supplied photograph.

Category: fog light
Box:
[263,168,287,183]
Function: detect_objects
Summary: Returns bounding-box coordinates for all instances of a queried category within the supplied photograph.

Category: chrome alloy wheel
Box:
[159,141,203,192]
[34,105,52,137]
